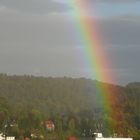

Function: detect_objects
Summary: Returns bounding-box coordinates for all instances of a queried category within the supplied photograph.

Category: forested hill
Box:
[0,74,124,114]
[0,74,139,139]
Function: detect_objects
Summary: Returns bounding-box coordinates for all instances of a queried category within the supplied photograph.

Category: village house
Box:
[45,120,55,132]
[0,133,15,140]
[94,133,133,140]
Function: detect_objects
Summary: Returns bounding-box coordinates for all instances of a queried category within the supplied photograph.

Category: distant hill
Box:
[0,74,139,139]
[0,74,125,114]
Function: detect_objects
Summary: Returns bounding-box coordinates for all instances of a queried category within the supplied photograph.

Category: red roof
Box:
[68,136,78,140]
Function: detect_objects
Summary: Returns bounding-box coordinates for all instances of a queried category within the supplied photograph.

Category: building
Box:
[94,133,133,140]
[6,137,15,140]
[45,120,55,131]
[0,133,4,140]
[96,138,133,140]
[0,133,15,140]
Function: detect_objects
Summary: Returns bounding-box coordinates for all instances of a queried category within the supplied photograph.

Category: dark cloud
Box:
[98,16,140,84]
[0,0,69,14]
[100,16,140,46]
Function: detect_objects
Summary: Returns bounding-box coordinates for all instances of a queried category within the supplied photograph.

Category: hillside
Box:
[0,74,139,139]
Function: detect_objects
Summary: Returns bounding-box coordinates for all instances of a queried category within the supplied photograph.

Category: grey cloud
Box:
[100,16,140,46]
[0,13,77,48]
[0,11,80,77]
[55,0,139,4]
[98,16,140,84]
[0,0,69,14]
[93,0,139,3]
[0,9,140,84]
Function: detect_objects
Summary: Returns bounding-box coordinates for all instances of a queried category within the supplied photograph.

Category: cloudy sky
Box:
[0,0,140,85]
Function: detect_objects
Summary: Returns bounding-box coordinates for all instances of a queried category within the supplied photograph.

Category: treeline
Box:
[0,74,139,140]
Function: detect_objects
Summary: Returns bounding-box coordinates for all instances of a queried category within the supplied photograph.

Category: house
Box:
[68,136,78,140]
[6,137,15,140]
[94,133,133,140]
[0,132,15,140]
[0,133,5,140]
[45,120,55,131]
[96,138,133,140]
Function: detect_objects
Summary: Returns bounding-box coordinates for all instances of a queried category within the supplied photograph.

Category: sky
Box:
[0,0,140,85]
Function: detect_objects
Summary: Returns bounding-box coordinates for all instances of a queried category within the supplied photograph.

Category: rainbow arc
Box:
[68,0,122,133]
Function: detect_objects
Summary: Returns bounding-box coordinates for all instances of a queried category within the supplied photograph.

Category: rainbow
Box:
[68,0,123,135]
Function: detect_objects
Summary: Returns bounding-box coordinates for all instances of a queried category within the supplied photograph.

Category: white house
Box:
[94,133,133,140]
[0,133,15,140]
[6,137,15,140]
[0,133,5,140]
[96,138,132,140]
